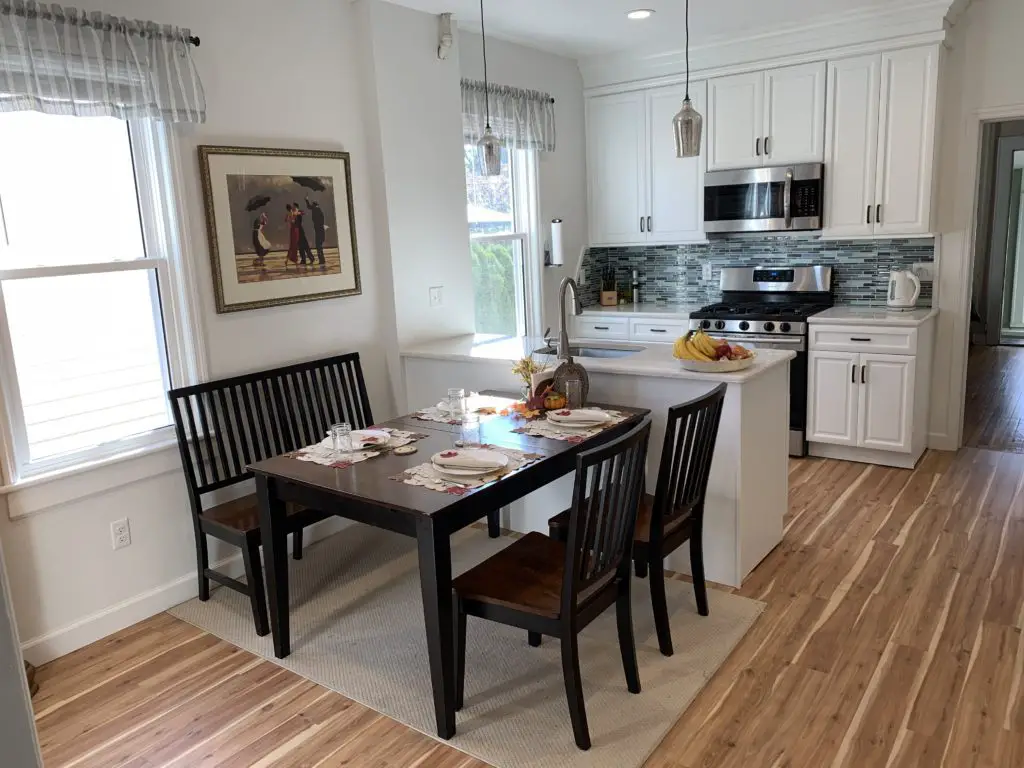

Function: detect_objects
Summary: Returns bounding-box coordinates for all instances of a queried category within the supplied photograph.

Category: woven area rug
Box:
[170,525,764,768]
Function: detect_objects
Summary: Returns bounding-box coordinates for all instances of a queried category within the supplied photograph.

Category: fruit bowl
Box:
[673,330,756,373]
[677,356,756,373]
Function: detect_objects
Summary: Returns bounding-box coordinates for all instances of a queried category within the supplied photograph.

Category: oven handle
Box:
[783,168,794,228]
[708,334,806,351]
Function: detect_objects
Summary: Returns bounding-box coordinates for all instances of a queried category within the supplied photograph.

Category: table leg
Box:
[416,518,456,739]
[256,475,290,658]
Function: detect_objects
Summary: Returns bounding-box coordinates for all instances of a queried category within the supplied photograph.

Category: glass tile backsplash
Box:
[579,235,935,308]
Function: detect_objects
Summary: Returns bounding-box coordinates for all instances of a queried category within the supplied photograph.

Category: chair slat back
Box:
[562,419,651,611]
[168,353,373,499]
[651,383,726,542]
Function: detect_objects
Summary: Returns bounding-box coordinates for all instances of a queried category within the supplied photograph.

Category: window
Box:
[0,112,194,481]
[464,144,540,339]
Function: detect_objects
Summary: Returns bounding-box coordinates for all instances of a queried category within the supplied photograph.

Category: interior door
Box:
[807,351,860,446]
[647,81,707,244]
[874,46,938,236]
[707,71,764,171]
[587,92,647,245]
[858,354,916,452]
[763,62,826,166]
[986,137,1024,345]
[823,54,881,237]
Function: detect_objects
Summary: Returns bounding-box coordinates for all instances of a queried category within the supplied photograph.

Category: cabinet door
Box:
[587,92,647,245]
[763,62,826,165]
[858,354,916,452]
[874,46,938,236]
[807,351,860,446]
[647,81,707,244]
[707,71,764,171]
[822,55,881,237]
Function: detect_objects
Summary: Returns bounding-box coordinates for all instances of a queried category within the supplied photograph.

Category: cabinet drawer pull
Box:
[593,326,610,331]
[649,328,667,333]
[850,337,872,342]
[861,365,866,384]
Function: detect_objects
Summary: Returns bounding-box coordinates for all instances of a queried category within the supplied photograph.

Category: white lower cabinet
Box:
[807,319,933,469]
[573,314,685,344]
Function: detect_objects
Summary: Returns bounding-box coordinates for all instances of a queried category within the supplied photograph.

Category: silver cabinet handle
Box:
[647,215,652,232]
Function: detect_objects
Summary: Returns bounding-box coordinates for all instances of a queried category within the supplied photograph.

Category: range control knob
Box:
[714,320,726,330]
[739,321,750,331]
[763,321,776,332]
[701,320,712,329]
[779,322,792,333]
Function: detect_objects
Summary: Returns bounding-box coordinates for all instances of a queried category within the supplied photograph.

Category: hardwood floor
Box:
[964,344,1024,452]
[33,448,1024,767]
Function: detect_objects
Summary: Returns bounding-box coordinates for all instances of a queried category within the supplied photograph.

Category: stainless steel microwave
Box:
[704,163,824,233]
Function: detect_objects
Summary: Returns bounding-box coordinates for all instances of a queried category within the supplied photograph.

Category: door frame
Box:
[984,136,1024,345]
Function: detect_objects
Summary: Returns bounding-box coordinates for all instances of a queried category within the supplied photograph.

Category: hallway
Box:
[963,344,1024,452]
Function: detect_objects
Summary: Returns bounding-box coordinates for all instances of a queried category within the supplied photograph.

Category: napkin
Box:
[432,450,504,470]
[550,409,608,423]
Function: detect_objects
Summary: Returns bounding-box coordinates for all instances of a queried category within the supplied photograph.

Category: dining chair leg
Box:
[560,631,591,750]
[634,557,648,579]
[690,528,710,617]
[242,538,270,637]
[455,597,467,711]
[615,577,641,694]
[528,631,542,647]
[292,528,303,560]
[487,509,501,538]
[195,530,210,601]
[648,557,674,657]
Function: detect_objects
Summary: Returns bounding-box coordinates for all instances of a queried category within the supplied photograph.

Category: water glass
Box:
[447,387,466,420]
[564,378,583,409]
[331,422,352,453]
[459,418,481,447]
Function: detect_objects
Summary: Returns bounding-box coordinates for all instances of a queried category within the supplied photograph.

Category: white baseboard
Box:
[20,518,350,665]
[927,432,958,452]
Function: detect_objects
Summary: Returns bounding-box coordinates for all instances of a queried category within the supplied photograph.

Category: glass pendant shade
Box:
[673,97,703,158]
[479,126,502,176]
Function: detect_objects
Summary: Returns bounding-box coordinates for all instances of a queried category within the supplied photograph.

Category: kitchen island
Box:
[400,335,794,587]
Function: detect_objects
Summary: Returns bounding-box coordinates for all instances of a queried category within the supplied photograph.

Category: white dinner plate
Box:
[430,449,509,474]
[546,409,611,427]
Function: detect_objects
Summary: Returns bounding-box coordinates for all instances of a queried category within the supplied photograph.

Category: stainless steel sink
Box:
[532,344,643,359]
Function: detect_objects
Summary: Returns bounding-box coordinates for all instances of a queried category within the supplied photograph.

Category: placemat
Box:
[512,409,629,444]
[391,444,543,495]
[287,427,428,469]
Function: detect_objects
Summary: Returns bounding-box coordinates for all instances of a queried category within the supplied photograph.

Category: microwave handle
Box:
[783,168,794,228]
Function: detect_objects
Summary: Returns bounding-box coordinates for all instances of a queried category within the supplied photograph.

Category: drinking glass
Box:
[331,422,352,453]
[459,418,481,447]
[447,387,466,421]
[564,378,583,409]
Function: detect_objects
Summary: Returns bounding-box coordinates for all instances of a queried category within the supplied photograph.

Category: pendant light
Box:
[673,0,703,158]
[478,0,501,176]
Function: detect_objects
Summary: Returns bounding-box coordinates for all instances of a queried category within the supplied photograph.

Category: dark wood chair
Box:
[453,418,652,750]
[548,383,726,657]
[168,353,374,636]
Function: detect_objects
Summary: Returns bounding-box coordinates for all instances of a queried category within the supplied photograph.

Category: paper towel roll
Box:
[550,219,564,267]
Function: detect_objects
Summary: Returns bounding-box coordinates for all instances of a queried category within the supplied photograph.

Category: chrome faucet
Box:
[557,277,582,361]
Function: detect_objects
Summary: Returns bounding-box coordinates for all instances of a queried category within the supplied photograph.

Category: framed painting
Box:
[198,145,361,313]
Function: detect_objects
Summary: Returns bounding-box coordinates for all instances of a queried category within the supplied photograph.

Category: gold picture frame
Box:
[198,145,362,313]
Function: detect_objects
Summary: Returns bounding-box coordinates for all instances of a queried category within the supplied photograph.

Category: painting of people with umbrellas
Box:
[199,146,361,313]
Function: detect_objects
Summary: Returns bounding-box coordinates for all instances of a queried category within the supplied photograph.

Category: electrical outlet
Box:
[702,263,713,281]
[580,267,587,285]
[429,286,443,307]
[111,518,131,550]
[911,262,935,282]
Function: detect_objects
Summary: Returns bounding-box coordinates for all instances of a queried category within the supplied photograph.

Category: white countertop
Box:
[809,306,938,327]
[579,303,703,319]
[400,334,795,384]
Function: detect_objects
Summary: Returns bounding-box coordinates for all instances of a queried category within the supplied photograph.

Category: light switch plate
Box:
[911,262,935,282]
[429,286,443,307]
[702,263,713,281]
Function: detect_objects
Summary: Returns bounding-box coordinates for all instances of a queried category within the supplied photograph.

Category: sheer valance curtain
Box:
[461,78,555,152]
[0,1,205,122]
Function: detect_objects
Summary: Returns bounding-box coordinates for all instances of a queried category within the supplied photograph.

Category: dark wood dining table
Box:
[249,402,649,739]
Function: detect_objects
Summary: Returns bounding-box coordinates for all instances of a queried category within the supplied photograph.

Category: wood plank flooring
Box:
[33,447,1024,767]
[963,344,1024,452]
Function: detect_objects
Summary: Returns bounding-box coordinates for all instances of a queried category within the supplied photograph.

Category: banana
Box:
[685,338,713,362]
[694,331,719,358]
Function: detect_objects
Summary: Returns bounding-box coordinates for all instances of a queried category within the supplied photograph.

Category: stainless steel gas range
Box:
[688,266,834,456]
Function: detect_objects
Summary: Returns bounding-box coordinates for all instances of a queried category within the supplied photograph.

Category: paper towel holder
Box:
[544,218,564,267]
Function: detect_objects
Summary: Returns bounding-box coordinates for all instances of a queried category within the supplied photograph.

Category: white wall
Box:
[458,31,588,334]
[930,0,1024,447]
[0,0,397,663]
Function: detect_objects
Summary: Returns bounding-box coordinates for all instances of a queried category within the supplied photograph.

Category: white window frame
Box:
[467,147,543,339]
[0,119,205,485]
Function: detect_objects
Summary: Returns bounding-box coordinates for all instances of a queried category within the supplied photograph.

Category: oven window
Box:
[705,181,786,221]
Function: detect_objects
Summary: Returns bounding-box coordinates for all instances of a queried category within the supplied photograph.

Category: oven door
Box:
[716,334,808,457]
[704,164,823,233]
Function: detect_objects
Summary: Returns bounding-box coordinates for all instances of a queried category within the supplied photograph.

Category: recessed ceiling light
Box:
[627,9,655,20]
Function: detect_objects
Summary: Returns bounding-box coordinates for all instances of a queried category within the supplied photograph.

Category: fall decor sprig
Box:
[511,355,547,392]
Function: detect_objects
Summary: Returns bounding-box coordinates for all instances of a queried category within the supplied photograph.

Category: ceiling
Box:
[384,0,940,59]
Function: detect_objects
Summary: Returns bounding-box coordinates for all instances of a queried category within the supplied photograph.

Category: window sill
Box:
[0,438,182,520]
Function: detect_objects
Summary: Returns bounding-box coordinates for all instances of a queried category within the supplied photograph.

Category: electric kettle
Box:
[887,270,921,311]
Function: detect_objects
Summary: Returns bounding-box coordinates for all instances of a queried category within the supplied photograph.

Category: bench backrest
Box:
[168,353,373,500]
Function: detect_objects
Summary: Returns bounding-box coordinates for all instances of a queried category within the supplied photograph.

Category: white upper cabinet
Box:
[874,47,939,236]
[824,45,939,237]
[707,72,763,171]
[763,62,827,166]
[708,63,825,171]
[823,55,881,237]
[587,82,707,247]
[647,82,707,244]
[587,92,647,246]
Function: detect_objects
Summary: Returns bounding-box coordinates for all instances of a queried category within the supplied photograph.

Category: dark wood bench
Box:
[168,353,374,636]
